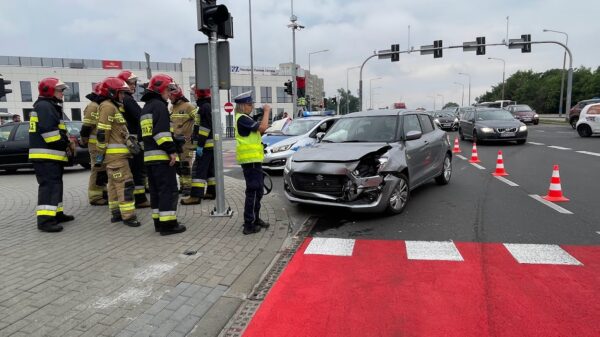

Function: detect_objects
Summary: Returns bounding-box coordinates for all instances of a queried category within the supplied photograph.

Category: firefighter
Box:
[233,91,271,235]
[96,77,141,227]
[80,82,108,206]
[117,70,150,208]
[29,77,75,232]
[168,85,198,197]
[180,86,214,205]
[141,74,186,235]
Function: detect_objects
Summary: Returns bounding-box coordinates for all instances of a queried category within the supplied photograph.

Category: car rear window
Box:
[588,105,600,115]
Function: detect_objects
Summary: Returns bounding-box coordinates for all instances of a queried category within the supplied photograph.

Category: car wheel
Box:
[80,163,91,170]
[386,173,409,215]
[459,128,465,140]
[570,117,578,129]
[473,131,481,144]
[577,124,592,137]
[516,139,526,145]
[435,154,452,185]
[533,121,539,125]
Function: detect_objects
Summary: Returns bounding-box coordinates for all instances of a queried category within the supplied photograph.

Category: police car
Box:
[262,111,339,170]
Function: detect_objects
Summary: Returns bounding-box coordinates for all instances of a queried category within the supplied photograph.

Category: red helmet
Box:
[169,84,184,101]
[117,70,138,83]
[93,82,102,95]
[191,85,211,99]
[38,77,68,98]
[148,74,175,94]
[100,77,129,99]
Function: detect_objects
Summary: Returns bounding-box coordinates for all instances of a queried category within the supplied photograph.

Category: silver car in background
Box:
[284,110,452,214]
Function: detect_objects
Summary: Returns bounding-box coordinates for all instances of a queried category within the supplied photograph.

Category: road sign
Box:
[224,102,234,113]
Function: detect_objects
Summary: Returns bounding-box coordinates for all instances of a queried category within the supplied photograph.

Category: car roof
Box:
[581,98,600,103]
[343,109,427,118]
[294,116,335,121]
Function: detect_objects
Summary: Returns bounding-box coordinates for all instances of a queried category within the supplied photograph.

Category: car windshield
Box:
[322,116,397,143]
[434,112,454,118]
[283,119,320,136]
[65,121,82,137]
[513,105,532,112]
[477,110,515,121]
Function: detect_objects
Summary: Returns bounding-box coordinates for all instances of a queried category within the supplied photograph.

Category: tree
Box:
[442,102,459,109]
[324,88,360,114]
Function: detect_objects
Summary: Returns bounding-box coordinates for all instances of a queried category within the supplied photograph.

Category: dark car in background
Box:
[430,110,459,131]
[505,104,539,125]
[284,110,452,214]
[569,98,600,129]
[458,108,527,144]
[0,121,90,173]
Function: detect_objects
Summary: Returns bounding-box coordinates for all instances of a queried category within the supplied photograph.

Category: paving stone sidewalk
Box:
[0,167,289,337]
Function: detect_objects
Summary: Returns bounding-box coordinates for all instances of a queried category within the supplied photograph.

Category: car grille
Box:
[496,127,517,133]
[291,173,346,197]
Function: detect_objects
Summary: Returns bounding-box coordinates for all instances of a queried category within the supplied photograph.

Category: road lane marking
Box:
[504,243,582,265]
[304,238,355,256]
[470,163,485,170]
[597,231,600,235]
[528,142,545,145]
[529,195,573,214]
[494,176,519,187]
[535,130,545,132]
[576,151,600,157]
[456,154,467,160]
[548,146,572,150]
[405,241,464,261]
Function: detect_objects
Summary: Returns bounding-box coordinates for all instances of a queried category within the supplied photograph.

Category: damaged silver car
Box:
[283,109,452,214]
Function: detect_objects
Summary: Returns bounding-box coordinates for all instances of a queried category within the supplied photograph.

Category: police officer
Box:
[141,74,186,235]
[233,91,271,235]
[117,70,150,208]
[80,83,108,206]
[181,86,214,205]
[168,85,198,197]
[96,77,141,227]
[29,77,75,232]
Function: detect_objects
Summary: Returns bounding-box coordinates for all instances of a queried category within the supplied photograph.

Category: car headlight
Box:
[272,143,294,153]
[434,118,439,123]
[519,125,527,132]
[454,118,459,123]
[480,127,494,133]
[534,114,539,118]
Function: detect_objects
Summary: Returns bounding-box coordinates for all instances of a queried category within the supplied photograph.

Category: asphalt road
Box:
[226,123,600,245]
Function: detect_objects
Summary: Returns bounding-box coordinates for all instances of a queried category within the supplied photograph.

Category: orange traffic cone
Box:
[452,138,461,153]
[543,165,569,202]
[469,143,481,163]
[492,151,508,176]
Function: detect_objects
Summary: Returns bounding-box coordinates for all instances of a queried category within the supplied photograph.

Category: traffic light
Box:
[391,44,400,62]
[323,98,329,107]
[331,97,337,105]
[433,40,443,58]
[284,81,292,95]
[197,0,230,35]
[0,78,12,99]
[476,36,486,55]
[521,34,531,53]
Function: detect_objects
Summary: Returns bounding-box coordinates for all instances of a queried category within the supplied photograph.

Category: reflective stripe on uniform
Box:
[207,177,216,186]
[106,144,130,154]
[28,148,68,162]
[119,201,136,212]
[198,127,210,136]
[134,186,145,195]
[235,113,265,164]
[192,179,206,188]
[36,205,57,217]
[108,201,119,210]
[83,118,95,124]
[97,122,112,130]
[41,130,61,143]
[57,203,64,212]
[154,132,173,145]
[88,134,97,144]
[58,122,66,130]
[151,209,159,219]
[204,139,214,148]
[159,211,177,222]
[144,150,170,162]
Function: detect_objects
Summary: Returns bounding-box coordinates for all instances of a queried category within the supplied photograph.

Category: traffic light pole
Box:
[208,31,232,217]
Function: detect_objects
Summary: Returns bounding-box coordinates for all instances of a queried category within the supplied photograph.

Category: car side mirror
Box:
[316,132,325,142]
[405,130,422,141]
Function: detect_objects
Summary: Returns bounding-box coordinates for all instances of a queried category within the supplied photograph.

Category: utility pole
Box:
[346,65,360,114]
[488,57,506,106]
[453,82,465,106]
[437,93,444,109]
[458,72,471,105]
[248,0,255,107]
[369,77,381,109]
[287,0,303,117]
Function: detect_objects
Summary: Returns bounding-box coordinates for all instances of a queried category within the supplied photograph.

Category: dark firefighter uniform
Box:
[80,89,108,205]
[122,91,150,207]
[141,81,186,236]
[170,96,198,196]
[234,91,269,234]
[28,81,75,232]
[96,85,140,227]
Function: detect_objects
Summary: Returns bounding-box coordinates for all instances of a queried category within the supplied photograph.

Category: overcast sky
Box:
[1,0,599,109]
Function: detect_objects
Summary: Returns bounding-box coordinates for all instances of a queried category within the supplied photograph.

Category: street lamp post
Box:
[458,72,471,105]
[453,82,465,106]
[371,87,382,109]
[346,66,360,114]
[488,57,506,106]
[427,95,436,110]
[437,94,445,109]
[543,29,569,118]
[287,0,304,117]
[307,49,329,110]
[248,0,256,108]
[369,77,382,109]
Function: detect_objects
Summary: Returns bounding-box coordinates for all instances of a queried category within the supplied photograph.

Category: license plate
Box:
[443,123,451,127]
[500,132,516,137]
[523,118,531,121]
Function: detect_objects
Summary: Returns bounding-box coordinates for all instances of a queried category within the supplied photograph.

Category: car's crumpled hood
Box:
[292,142,391,162]
[262,134,291,147]
[476,120,522,128]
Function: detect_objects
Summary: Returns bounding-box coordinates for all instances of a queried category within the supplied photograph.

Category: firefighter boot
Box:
[180,196,201,205]
[160,220,186,236]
